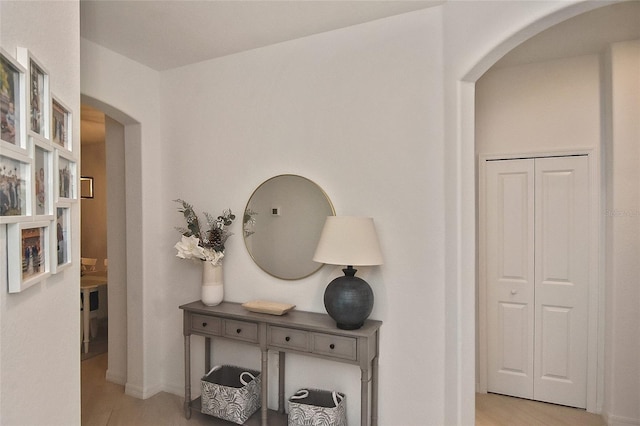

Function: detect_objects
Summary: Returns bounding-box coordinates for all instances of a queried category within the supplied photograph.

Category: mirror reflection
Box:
[244,175,335,280]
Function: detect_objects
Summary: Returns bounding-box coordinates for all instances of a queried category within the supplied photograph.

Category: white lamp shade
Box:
[313,216,383,266]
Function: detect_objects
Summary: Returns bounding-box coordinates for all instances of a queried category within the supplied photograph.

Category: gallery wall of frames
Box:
[1,47,75,293]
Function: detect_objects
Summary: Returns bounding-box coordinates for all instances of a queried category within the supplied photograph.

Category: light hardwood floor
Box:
[81,353,284,426]
[476,393,605,426]
[83,354,606,425]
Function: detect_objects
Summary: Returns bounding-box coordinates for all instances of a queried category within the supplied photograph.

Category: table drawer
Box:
[268,326,309,352]
[224,319,258,343]
[312,333,357,361]
[191,314,222,335]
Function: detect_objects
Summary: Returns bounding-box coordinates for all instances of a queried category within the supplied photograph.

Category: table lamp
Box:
[313,216,383,330]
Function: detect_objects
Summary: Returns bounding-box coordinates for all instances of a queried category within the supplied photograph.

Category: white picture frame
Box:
[51,205,71,273]
[33,136,54,218]
[0,150,32,223]
[0,48,28,155]
[51,95,72,152]
[16,47,50,140]
[7,220,51,293]
[55,149,76,201]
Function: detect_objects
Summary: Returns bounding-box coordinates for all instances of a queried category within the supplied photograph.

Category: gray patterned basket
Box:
[200,365,261,424]
[288,389,347,426]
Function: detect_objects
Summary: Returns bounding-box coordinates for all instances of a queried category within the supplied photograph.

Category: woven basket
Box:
[288,389,347,426]
[200,365,261,424]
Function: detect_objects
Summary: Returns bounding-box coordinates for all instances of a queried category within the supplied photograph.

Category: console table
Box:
[180,301,382,425]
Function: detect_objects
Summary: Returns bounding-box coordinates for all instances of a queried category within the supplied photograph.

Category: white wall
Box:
[0,1,81,424]
[604,39,640,426]
[158,9,444,425]
[104,115,128,385]
[476,55,601,155]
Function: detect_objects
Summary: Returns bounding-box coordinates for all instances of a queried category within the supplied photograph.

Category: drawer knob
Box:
[236,328,242,334]
[285,336,291,342]
[202,322,207,327]
[330,344,335,350]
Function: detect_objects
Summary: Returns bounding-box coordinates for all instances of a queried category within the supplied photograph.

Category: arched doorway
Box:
[81,95,143,393]
[450,1,631,424]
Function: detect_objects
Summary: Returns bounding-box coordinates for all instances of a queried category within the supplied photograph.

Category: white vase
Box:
[201,262,224,306]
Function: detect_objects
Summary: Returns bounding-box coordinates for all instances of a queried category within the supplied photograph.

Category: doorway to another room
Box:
[80,104,108,361]
[79,98,131,422]
[79,100,129,370]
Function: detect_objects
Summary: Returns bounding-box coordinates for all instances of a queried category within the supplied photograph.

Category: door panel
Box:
[534,156,589,408]
[540,305,571,379]
[499,302,529,373]
[486,159,535,399]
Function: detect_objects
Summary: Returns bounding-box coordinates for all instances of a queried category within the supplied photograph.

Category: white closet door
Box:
[485,159,535,399]
[533,156,589,408]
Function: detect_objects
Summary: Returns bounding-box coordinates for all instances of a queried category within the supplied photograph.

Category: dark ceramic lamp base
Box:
[323,266,374,330]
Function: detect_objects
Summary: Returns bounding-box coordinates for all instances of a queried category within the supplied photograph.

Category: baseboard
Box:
[125,382,163,400]
[603,412,640,426]
[105,368,126,386]
[163,382,186,398]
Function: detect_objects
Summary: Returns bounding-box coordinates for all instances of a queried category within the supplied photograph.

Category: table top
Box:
[180,300,382,337]
[81,274,108,289]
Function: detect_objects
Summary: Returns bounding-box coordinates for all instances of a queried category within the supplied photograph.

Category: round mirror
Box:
[243,175,335,280]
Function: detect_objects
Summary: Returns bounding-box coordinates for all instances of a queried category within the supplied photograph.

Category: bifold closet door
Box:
[533,156,588,408]
[485,159,535,400]
[485,156,589,409]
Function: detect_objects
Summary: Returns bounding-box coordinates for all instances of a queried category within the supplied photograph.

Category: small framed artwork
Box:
[51,95,72,151]
[0,152,31,223]
[80,176,94,199]
[17,47,50,140]
[52,206,71,273]
[33,138,53,217]
[7,220,51,293]
[0,48,27,153]
[56,151,76,201]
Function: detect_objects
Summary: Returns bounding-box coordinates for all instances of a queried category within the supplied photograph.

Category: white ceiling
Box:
[79,1,640,145]
[80,1,640,73]
[80,0,443,71]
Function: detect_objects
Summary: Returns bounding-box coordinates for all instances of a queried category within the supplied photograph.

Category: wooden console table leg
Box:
[360,368,369,426]
[184,335,192,419]
[372,356,379,426]
[204,336,211,373]
[261,348,269,425]
[278,352,286,413]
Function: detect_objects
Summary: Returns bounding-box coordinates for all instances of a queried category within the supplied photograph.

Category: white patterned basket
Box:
[200,365,261,424]
[288,389,347,426]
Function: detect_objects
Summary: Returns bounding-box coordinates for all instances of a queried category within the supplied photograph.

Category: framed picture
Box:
[17,48,50,140]
[33,137,53,217]
[80,176,94,199]
[51,95,71,151]
[56,151,76,201]
[0,152,31,223]
[0,48,27,153]
[7,220,51,293]
[52,206,71,273]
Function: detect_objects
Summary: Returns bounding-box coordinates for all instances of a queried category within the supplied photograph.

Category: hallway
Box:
[476,393,605,426]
